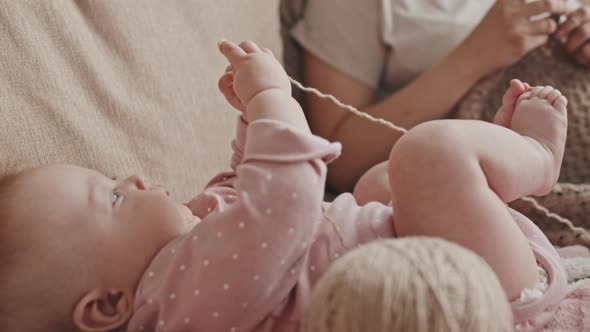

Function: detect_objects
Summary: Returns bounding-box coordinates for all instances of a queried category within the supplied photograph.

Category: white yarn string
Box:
[520,197,586,234]
[289,78,408,134]
[290,77,579,236]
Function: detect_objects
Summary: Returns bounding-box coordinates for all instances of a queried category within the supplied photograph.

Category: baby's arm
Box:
[218,40,309,132]
[130,42,342,331]
[173,119,341,331]
[176,42,341,330]
[189,41,313,216]
[135,118,341,331]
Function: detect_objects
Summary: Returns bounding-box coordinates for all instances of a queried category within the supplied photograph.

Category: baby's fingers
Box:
[219,40,246,65]
[218,71,234,93]
[262,47,275,58]
[218,71,244,111]
[239,40,261,53]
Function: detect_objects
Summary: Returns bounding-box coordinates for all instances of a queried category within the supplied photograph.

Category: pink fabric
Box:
[126,116,568,332]
[511,209,568,331]
[126,117,395,331]
[557,245,590,259]
[542,279,590,331]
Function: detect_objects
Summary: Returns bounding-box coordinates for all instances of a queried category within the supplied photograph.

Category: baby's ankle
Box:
[524,137,559,196]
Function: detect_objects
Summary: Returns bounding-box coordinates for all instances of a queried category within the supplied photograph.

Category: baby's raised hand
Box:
[218,40,291,112]
[218,64,245,112]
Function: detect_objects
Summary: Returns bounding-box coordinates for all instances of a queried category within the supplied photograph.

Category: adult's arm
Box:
[303,0,570,192]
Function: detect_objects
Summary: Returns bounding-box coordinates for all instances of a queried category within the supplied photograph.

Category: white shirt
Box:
[293,0,583,93]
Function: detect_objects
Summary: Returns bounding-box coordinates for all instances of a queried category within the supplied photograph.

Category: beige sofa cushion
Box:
[0,1,280,201]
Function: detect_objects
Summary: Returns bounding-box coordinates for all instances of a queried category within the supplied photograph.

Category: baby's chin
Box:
[177,203,201,230]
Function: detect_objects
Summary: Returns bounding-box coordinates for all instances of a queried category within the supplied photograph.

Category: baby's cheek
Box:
[135,207,183,259]
[155,200,189,236]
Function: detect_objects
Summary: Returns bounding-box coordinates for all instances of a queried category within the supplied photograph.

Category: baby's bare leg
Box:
[353,161,390,205]
[389,83,567,300]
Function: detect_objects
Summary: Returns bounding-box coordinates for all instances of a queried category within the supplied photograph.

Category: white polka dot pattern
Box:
[126,120,345,331]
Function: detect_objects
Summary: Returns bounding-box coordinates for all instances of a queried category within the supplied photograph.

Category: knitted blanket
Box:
[454,40,590,247]
[542,278,590,331]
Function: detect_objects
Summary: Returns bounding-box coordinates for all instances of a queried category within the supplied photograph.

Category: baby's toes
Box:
[553,95,568,113]
[546,89,562,105]
[537,86,555,99]
[527,86,545,99]
[516,91,533,104]
[501,79,526,108]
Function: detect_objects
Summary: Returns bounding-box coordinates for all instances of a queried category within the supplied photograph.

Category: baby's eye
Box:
[112,192,121,205]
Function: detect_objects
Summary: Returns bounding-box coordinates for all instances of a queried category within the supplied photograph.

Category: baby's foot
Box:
[493,79,528,128]
[496,81,568,195]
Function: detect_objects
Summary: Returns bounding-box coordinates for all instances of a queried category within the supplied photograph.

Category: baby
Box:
[0,40,568,332]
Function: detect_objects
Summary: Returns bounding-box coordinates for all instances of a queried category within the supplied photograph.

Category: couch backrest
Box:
[0,0,280,200]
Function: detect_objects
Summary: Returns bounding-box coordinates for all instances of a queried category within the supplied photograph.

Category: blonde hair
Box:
[303,237,513,332]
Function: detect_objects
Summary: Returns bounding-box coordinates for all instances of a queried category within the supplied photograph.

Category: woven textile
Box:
[455,41,590,247]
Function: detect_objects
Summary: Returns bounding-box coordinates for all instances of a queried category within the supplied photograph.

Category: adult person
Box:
[291,0,588,194]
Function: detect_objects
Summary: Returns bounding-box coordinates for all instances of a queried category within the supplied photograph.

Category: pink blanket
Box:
[543,279,590,331]
[542,246,590,330]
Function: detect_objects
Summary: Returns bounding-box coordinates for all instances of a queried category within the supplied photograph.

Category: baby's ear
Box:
[72,288,133,332]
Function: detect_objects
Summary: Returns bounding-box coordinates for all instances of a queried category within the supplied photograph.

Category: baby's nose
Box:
[123,175,148,190]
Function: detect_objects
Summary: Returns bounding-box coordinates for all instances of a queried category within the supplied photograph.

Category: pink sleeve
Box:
[186,115,247,219]
[229,115,248,170]
[144,120,341,331]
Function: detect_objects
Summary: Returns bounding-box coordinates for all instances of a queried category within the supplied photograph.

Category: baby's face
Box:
[13,164,195,286]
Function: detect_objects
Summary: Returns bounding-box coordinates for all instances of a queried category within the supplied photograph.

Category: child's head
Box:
[303,237,513,332]
[0,165,197,332]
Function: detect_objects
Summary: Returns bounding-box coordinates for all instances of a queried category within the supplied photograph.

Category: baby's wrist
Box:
[246,89,310,132]
[246,87,288,107]
[246,88,293,123]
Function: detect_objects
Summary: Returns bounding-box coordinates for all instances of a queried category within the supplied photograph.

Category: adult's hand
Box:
[554,5,590,67]
[462,0,569,75]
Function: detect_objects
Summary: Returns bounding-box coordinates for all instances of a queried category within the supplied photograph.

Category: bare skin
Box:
[555,5,590,66]
[303,0,573,192]
[387,79,567,299]
[0,38,567,330]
